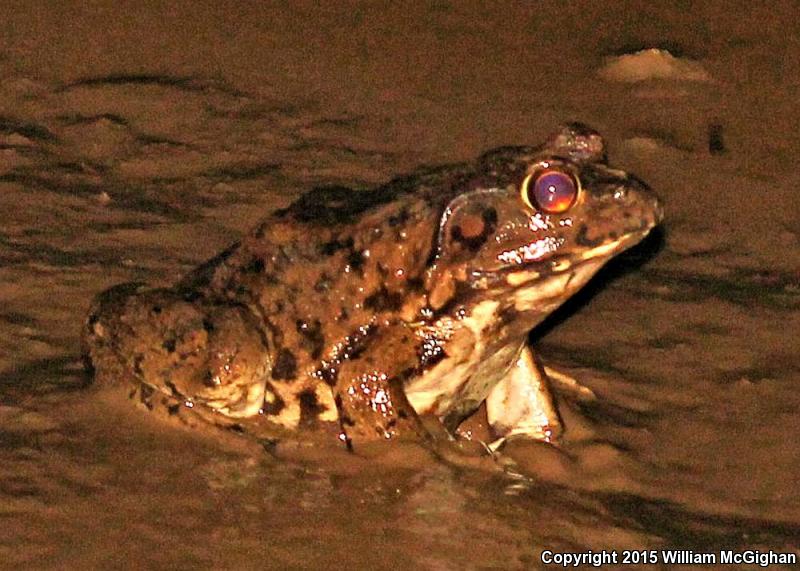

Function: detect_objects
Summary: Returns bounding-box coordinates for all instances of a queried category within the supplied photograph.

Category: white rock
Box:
[599,48,711,83]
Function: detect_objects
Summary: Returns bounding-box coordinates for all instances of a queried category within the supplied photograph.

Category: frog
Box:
[82,123,662,449]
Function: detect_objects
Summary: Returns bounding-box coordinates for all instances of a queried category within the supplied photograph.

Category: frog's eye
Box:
[520,169,579,213]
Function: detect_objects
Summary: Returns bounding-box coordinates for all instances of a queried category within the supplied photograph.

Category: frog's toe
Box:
[190,304,271,417]
[128,298,271,418]
[543,366,597,401]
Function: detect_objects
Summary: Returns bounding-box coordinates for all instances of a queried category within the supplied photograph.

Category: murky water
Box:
[1,3,798,569]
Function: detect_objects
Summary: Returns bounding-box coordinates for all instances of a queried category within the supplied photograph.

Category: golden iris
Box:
[521,169,578,214]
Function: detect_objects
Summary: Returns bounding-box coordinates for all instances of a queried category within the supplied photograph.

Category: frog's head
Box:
[428,123,662,310]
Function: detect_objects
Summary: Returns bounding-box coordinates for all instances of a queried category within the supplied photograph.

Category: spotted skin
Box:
[82,123,662,447]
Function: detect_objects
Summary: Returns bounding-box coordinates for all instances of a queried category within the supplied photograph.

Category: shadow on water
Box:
[601,492,800,551]
[530,224,667,343]
[0,116,58,142]
[0,357,89,402]
[57,74,247,97]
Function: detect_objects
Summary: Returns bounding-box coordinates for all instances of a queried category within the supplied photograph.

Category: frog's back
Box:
[179,158,485,303]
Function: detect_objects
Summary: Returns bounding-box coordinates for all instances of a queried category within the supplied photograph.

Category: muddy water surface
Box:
[1,3,798,569]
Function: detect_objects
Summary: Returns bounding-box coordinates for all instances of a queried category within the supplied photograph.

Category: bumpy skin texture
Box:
[82,123,662,445]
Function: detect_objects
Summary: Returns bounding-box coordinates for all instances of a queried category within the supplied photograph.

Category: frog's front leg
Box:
[485,346,562,447]
[333,324,430,446]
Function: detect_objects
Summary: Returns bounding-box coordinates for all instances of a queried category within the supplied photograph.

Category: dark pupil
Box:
[532,171,576,213]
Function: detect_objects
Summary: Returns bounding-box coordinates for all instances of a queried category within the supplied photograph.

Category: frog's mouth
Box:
[479,227,653,293]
